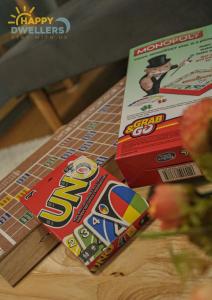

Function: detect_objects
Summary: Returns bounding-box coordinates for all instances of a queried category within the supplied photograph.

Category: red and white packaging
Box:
[116,25,212,187]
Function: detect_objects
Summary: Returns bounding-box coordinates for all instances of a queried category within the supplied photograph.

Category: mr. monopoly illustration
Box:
[139,54,192,96]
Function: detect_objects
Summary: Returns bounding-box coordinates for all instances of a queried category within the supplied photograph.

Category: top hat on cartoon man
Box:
[146,54,171,68]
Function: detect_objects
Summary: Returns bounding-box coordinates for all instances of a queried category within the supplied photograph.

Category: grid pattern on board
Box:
[0,79,125,259]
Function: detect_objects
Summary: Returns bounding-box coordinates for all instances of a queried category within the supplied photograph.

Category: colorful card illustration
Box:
[84,214,127,246]
[20,155,149,272]
[74,224,106,261]
[63,233,82,257]
[92,181,148,225]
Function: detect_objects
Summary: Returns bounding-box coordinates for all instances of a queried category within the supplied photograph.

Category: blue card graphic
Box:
[84,214,126,246]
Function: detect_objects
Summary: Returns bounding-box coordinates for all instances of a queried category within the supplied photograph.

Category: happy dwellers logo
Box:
[124,113,165,138]
[37,157,98,228]
[8,5,71,36]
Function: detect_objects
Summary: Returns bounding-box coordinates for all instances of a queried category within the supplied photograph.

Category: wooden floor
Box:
[0,187,211,299]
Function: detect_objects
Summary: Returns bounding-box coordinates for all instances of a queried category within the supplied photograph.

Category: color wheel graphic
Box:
[108,184,148,224]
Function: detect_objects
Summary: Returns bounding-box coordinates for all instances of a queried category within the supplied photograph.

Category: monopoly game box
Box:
[116,25,212,187]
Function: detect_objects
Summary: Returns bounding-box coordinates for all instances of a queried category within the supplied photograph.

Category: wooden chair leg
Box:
[29,89,62,132]
[63,79,75,90]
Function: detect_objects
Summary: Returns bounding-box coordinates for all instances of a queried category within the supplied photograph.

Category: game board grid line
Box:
[33,170,47,179]
[59,136,118,148]
[78,129,120,135]
[6,182,26,194]
[3,220,21,236]
[37,163,53,170]
[78,120,121,130]
[4,87,123,192]
[11,205,25,216]
[0,171,22,191]
[2,192,15,203]
[59,143,116,159]
[96,111,120,115]
[10,224,27,238]
[1,204,31,231]
[95,114,120,123]
[99,103,122,107]
[27,165,48,179]
[101,146,116,157]
[0,228,16,245]
[28,173,42,181]
[2,207,31,232]
[4,218,20,233]
[3,198,19,212]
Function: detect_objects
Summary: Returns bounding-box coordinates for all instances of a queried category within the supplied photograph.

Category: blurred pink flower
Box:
[181,97,212,157]
[149,184,190,230]
[191,284,212,300]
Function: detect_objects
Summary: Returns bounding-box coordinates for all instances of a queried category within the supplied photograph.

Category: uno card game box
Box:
[20,155,149,272]
[116,25,212,187]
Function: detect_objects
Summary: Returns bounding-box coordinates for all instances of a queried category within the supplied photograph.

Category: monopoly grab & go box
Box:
[116,25,212,187]
[20,155,149,272]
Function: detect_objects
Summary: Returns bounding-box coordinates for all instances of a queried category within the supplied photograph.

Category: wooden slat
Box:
[30,89,62,132]
[0,226,58,286]
[0,96,25,121]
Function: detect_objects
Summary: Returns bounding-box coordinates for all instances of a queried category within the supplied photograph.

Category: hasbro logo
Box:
[157,152,176,162]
